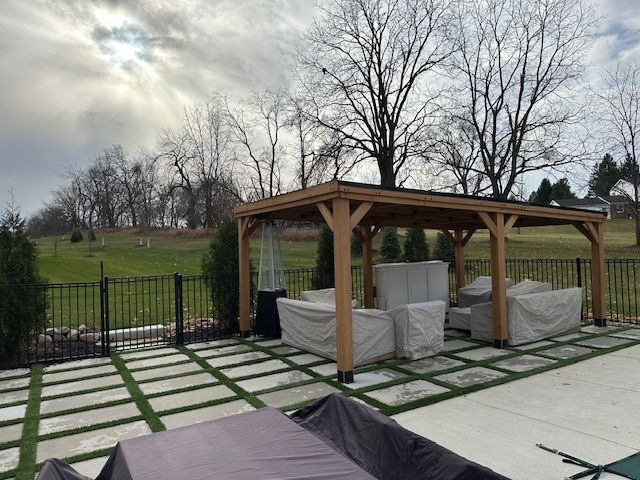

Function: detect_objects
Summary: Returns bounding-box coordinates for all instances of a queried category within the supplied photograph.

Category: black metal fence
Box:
[2,258,639,368]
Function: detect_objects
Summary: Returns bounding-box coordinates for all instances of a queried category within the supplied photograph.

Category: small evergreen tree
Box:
[528,178,553,204]
[313,224,334,288]
[589,154,622,196]
[550,178,576,201]
[70,230,83,243]
[403,228,429,262]
[0,205,46,359]
[380,227,401,262]
[202,219,243,332]
[432,232,454,263]
[351,233,363,256]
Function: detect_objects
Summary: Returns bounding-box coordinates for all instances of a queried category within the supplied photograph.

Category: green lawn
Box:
[34,220,640,283]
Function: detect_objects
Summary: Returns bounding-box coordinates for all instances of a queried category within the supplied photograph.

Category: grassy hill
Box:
[33,219,640,283]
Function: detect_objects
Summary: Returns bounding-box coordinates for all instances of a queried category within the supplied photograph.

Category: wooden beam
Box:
[371,225,382,237]
[440,229,456,245]
[573,222,595,243]
[454,229,465,291]
[585,222,599,244]
[362,226,375,309]
[332,198,354,382]
[504,214,519,235]
[238,217,251,336]
[462,228,476,246]
[316,202,334,231]
[591,222,607,326]
[478,211,498,237]
[349,202,374,230]
[489,213,508,347]
[246,219,259,237]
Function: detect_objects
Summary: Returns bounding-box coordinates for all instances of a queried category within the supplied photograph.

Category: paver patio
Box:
[1,323,639,479]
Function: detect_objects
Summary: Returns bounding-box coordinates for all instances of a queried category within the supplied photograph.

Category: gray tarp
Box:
[292,394,511,480]
[37,394,511,480]
[39,407,374,480]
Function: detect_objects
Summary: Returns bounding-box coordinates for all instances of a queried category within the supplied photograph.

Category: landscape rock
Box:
[45,328,60,335]
[51,333,66,342]
[78,324,87,334]
[78,333,101,343]
[67,329,78,340]
[38,334,53,344]
[61,327,71,335]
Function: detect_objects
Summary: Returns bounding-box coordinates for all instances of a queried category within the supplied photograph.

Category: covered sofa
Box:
[300,287,360,308]
[449,280,552,331]
[277,298,395,366]
[470,287,582,345]
[457,276,514,308]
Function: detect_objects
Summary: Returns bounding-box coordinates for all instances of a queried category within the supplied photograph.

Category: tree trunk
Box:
[378,155,396,187]
[635,211,640,246]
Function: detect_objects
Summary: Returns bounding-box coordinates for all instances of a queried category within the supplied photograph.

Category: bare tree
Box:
[447,0,596,198]
[427,114,487,195]
[298,0,453,187]
[155,127,199,228]
[225,89,288,200]
[595,62,640,244]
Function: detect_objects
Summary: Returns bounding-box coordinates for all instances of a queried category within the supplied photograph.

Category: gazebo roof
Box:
[234,180,606,230]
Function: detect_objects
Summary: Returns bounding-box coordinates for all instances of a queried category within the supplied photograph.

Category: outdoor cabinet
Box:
[374,261,450,311]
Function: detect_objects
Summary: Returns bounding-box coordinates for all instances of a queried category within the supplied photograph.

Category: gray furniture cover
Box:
[457,276,514,308]
[448,306,471,330]
[471,287,582,345]
[277,298,395,366]
[387,301,445,359]
[38,394,510,480]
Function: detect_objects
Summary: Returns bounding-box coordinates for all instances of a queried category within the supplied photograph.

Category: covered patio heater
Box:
[254,221,287,337]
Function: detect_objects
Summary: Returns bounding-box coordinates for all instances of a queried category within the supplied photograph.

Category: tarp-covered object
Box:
[457,276,514,308]
[38,407,375,480]
[448,307,471,330]
[300,288,359,308]
[37,460,91,480]
[387,301,445,359]
[277,298,395,366]
[471,288,582,345]
[292,394,511,480]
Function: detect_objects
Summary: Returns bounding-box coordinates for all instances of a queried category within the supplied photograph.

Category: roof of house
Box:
[553,195,629,207]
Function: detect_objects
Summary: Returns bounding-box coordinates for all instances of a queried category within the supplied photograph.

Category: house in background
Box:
[551,195,631,219]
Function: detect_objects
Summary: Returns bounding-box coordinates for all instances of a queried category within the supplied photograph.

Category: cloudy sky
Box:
[0,0,638,215]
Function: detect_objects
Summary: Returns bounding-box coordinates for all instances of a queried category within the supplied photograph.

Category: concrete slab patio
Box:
[393,344,640,480]
[0,323,639,479]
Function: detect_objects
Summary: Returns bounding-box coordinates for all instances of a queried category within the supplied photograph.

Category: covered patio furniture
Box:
[457,276,514,308]
[448,306,472,330]
[37,394,510,480]
[277,297,395,366]
[387,300,446,359]
[300,287,359,308]
[470,287,582,345]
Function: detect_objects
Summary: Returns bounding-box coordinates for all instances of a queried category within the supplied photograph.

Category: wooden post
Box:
[362,226,375,309]
[333,198,354,383]
[238,217,251,337]
[481,212,508,347]
[454,229,465,291]
[590,222,606,326]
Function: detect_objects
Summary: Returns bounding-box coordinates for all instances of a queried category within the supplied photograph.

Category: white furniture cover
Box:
[457,276,514,308]
[470,287,582,345]
[448,307,471,330]
[300,288,359,308]
[276,298,395,367]
[375,261,450,311]
[387,301,446,359]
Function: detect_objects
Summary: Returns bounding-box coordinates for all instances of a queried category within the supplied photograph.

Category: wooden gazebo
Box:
[235,181,607,383]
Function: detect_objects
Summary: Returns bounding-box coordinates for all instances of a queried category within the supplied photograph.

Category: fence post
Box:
[101,277,111,356]
[174,273,184,345]
[576,257,582,288]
